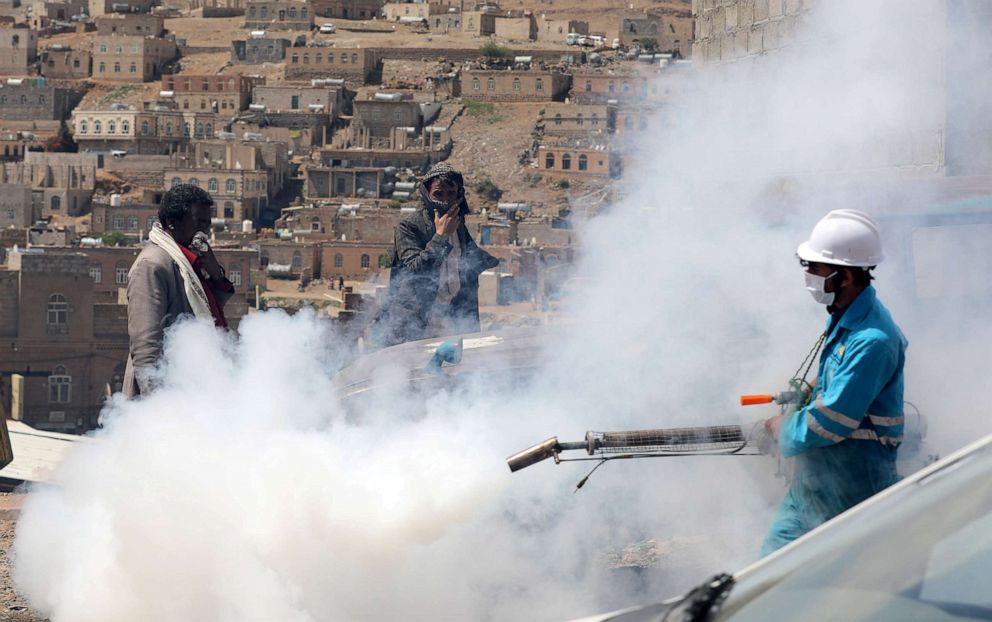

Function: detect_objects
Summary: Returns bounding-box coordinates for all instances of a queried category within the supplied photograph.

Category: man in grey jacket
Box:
[371,163,498,348]
[123,185,234,398]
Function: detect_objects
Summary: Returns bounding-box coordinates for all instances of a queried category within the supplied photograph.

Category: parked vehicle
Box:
[319,22,336,34]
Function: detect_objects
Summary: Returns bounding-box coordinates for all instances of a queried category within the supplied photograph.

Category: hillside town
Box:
[0,0,695,433]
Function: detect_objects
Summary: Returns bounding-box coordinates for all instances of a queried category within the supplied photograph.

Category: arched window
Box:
[578,154,588,171]
[79,120,87,134]
[206,123,213,137]
[351,53,358,63]
[472,77,480,91]
[89,264,102,284]
[121,120,130,134]
[94,120,101,133]
[129,62,136,73]
[108,121,116,134]
[50,196,60,211]
[545,152,554,168]
[98,61,105,73]
[360,254,370,269]
[334,253,343,268]
[487,77,495,91]
[189,178,200,187]
[115,261,129,284]
[208,178,218,192]
[301,6,307,17]
[535,78,544,92]
[562,153,571,170]
[171,176,182,188]
[328,52,335,63]
[291,252,302,268]
[512,77,520,91]
[226,178,236,193]
[47,293,68,328]
[48,365,71,403]
[303,54,310,64]
[229,265,242,287]
[113,61,120,73]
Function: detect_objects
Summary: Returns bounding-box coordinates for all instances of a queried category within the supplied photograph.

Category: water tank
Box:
[242,219,253,233]
[248,103,266,111]
[250,30,266,38]
[159,90,174,97]
[400,206,416,213]
[391,191,410,199]
[383,166,397,177]
[110,194,121,207]
[80,237,102,247]
[394,181,416,191]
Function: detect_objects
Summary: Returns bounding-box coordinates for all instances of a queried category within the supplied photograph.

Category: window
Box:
[249,5,255,16]
[116,261,130,284]
[513,77,520,91]
[122,120,130,134]
[141,120,149,135]
[208,178,218,192]
[288,7,296,17]
[291,252,302,269]
[576,113,583,126]
[47,293,68,329]
[112,215,125,230]
[223,202,233,218]
[316,53,322,64]
[79,120,87,134]
[130,62,136,73]
[578,154,588,171]
[591,113,599,126]
[38,94,46,105]
[48,365,71,404]
[126,216,138,231]
[535,78,544,92]
[171,177,182,188]
[487,77,495,91]
[229,265,242,287]
[50,196,60,211]
[291,53,298,63]
[562,153,571,170]
[622,83,631,94]
[328,53,334,63]
[94,120,101,133]
[351,53,357,63]
[291,95,299,109]
[165,122,173,135]
[89,264,102,284]
[303,54,309,64]
[226,178,236,193]
[554,113,562,125]
[205,123,213,137]
[146,216,156,230]
[340,53,348,64]
[108,121,116,134]
[360,254,370,269]
[99,44,107,53]
[189,178,200,187]
[545,152,554,168]
[585,80,591,92]
[393,110,403,122]
[334,253,343,268]
[99,61,105,73]
[301,7,307,17]
[73,58,79,68]
[608,81,615,93]
[260,6,268,17]
[114,62,120,73]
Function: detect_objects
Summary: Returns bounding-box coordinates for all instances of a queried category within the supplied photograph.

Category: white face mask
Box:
[805,271,837,306]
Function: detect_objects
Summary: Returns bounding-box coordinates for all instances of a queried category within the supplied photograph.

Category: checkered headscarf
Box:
[419,162,468,215]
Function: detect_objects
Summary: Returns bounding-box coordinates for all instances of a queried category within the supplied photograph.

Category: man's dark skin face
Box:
[168,203,213,248]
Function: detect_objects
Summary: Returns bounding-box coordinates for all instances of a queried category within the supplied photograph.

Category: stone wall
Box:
[692,0,809,64]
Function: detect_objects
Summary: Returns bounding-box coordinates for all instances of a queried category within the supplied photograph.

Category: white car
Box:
[319,23,336,34]
[572,433,992,621]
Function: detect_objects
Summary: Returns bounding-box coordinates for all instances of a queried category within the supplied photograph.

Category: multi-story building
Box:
[305,166,390,199]
[182,138,289,201]
[537,16,587,41]
[619,12,692,56]
[252,83,344,114]
[284,47,379,83]
[381,1,430,20]
[0,83,84,121]
[570,66,675,105]
[231,35,293,64]
[71,105,220,154]
[320,240,391,278]
[540,103,614,136]
[537,137,620,179]
[161,74,263,118]
[351,93,428,138]
[92,35,177,82]
[89,201,159,238]
[0,28,38,76]
[457,67,571,102]
[88,0,155,16]
[40,46,92,79]
[0,152,97,216]
[462,10,495,35]
[244,0,314,30]
[164,169,269,223]
[312,0,383,19]
[94,13,164,36]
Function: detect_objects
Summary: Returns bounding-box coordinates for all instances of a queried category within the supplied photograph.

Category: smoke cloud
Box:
[12,1,992,620]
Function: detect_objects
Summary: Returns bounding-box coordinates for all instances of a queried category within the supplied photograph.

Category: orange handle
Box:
[740,394,774,406]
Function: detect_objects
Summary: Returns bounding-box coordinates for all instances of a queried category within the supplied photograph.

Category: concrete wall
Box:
[0,184,32,228]
[692,0,806,64]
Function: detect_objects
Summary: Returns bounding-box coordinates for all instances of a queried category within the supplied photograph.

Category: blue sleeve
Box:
[779,330,898,457]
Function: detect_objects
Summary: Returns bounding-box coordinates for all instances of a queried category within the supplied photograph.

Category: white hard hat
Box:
[797,209,883,268]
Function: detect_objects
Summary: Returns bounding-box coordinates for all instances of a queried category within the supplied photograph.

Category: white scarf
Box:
[148,222,214,321]
[435,231,462,305]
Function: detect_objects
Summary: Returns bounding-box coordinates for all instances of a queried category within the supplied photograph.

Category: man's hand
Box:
[434,207,460,238]
[198,248,225,281]
[764,414,785,441]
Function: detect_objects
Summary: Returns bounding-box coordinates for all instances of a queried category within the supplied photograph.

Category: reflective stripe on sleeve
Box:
[851,429,903,446]
[867,413,904,427]
[806,411,846,443]
[813,396,861,429]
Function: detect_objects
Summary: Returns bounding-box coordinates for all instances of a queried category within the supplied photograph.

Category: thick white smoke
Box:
[13,1,992,619]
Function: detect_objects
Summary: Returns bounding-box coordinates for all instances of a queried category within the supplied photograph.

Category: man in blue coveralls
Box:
[761,209,907,557]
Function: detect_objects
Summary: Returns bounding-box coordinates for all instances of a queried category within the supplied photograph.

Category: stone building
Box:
[351,93,428,137]
[540,103,614,136]
[312,0,383,19]
[619,12,692,56]
[0,184,32,228]
[429,12,460,31]
[462,10,495,35]
[571,67,672,105]
[161,74,263,118]
[40,46,92,79]
[0,83,84,121]
[381,1,430,20]
[92,35,177,82]
[231,35,292,64]
[305,166,390,199]
[320,240,391,279]
[0,152,97,217]
[537,138,620,179]
[284,47,379,83]
[94,13,164,36]
[457,68,570,102]
[71,106,219,154]
[183,138,289,201]
[257,239,321,279]
[252,83,344,114]
[164,164,271,224]
[244,0,314,30]
[537,16,587,41]
[0,28,38,76]
[89,201,159,238]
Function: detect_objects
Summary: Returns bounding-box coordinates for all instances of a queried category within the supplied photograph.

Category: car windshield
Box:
[723,443,992,621]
